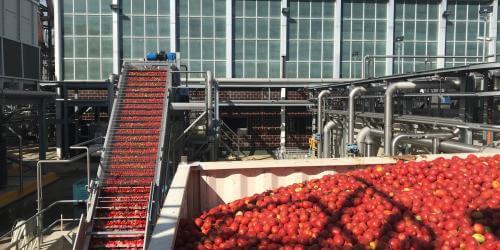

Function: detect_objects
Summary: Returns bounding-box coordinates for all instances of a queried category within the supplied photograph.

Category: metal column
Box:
[53,0,62,80]
[489,0,498,63]
[280,0,288,77]
[226,0,233,78]
[280,88,286,152]
[112,0,120,74]
[437,0,448,68]
[170,0,177,52]
[385,0,395,76]
[38,99,47,160]
[333,0,342,78]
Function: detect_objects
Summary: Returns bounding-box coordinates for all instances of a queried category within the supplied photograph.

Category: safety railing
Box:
[0,200,85,250]
[219,120,246,158]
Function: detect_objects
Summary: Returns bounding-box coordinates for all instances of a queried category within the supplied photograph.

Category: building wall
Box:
[0,0,40,90]
[57,0,500,81]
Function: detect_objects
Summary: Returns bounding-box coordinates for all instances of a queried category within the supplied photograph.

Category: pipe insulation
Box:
[316,90,331,158]
[348,87,367,145]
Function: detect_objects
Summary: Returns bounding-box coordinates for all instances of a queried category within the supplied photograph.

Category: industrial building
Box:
[0,0,499,249]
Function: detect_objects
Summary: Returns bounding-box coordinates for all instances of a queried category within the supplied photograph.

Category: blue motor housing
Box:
[166,52,177,61]
[146,52,157,61]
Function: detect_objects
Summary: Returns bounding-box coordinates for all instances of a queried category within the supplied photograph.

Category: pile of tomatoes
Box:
[175,154,500,249]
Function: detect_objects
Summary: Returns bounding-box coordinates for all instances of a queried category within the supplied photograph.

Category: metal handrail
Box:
[1,200,85,249]
[4,126,23,191]
[220,121,245,157]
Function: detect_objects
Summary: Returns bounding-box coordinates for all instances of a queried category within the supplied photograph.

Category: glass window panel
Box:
[244,19,256,38]
[342,21,351,40]
[234,19,244,38]
[101,15,112,35]
[189,18,201,38]
[341,42,351,59]
[159,17,169,36]
[298,19,311,39]
[323,41,333,61]
[269,40,280,59]
[190,39,202,59]
[202,0,214,16]
[310,62,321,78]
[288,40,297,60]
[468,4,479,20]
[364,41,374,56]
[404,22,415,40]
[245,62,256,78]
[323,20,334,39]
[286,62,297,78]
[145,17,157,36]
[158,0,169,13]
[88,59,100,79]
[376,21,386,40]
[311,20,322,40]
[308,41,321,62]
[234,40,244,60]
[146,0,157,14]
[202,19,214,38]
[455,22,466,40]
[395,3,404,20]
[214,0,225,15]
[257,1,268,17]
[289,21,298,40]
[365,2,375,18]
[455,42,465,56]
[202,61,214,74]
[63,0,73,13]
[75,38,87,58]
[88,38,100,57]
[132,17,144,36]
[64,38,74,58]
[404,3,415,19]
[214,62,225,77]
[415,21,427,39]
[257,19,268,39]
[467,43,478,56]
[324,0,334,17]
[88,0,100,13]
[145,39,158,53]
[132,0,144,13]
[269,0,281,17]
[299,1,310,18]
[202,40,214,60]
[427,42,437,55]
[467,22,479,41]
[415,42,426,55]
[352,2,363,18]
[269,19,280,39]
[159,38,170,51]
[376,42,385,55]
[364,21,375,40]
[132,38,145,59]
[122,38,131,58]
[394,22,403,37]
[75,59,87,79]
[122,0,131,14]
[311,1,322,17]
[74,0,86,13]
[244,40,256,60]
[215,18,225,38]
[102,59,112,78]
[351,21,363,40]
[257,62,268,78]
[269,62,280,77]
[257,40,268,60]
[122,16,131,36]
[214,40,225,59]
[179,0,189,15]
[179,39,189,55]
[245,0,256,17]
[376,2,386,17]
[298,40,309,60]
[298,62,309,78]
[64,59,74,80]
[416,4,427,19]
[179,18,189,38]
[403,43,414,55]
[88,16,100,35]
[64,15,73,35]
[74,15,87,35]
[427,21,437,40]
[343,1,351,18]
[322,62,333,78]
[101,37,112,57]
[235,0,244,16]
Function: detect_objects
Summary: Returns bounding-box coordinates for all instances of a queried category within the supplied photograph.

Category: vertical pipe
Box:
[386,0,395,76]
[316,90,331,158]
[206,71,215,160]
[432,138,439,154]
[348,87,366,144]
[333,0,342,78]
[280,0,288,77]
[112,0,120,74]
[489,0,498,63]
[384,82,416,156]
[437,0,447,68]
[323,121,338,158]
[170,0,177,52]
[226,0,232,77]
[53,0,62,80]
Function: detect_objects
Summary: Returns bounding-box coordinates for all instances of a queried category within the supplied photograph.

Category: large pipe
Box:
[391,129,459,155]
[357,127,373,156]
[317,90,331,158]
[348,87,367,144]
[206,71,216,160]
[367,128,486,153]
[323,120,343,158]
[384,82,417,156]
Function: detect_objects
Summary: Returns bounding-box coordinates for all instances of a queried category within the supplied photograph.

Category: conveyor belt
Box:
[74,63,172,250]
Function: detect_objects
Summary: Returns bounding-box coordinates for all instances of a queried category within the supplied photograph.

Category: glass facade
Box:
[63,0,113,80]
[179,0,225,77]
[395,0,439,73]
[341,0,388,78]
[286,0,335,78]
[445,0,491,67]
[59,0,500,80]
[234,0,281,78]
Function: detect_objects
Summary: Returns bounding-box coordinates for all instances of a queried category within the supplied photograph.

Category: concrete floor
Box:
[0,159,99,237]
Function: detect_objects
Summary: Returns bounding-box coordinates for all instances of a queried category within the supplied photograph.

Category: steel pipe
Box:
[348,87,367,145]
[384,82,416,156]
[391,130,458,155]
[356,127,374,157]
[316,90,331,158]
[323,120,342,158]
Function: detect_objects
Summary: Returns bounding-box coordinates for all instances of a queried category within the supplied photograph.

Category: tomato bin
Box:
[149,153,500,250]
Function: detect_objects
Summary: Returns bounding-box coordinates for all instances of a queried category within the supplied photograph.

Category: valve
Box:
[346,143,359,155]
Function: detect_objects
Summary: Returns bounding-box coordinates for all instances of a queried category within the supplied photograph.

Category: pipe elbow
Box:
[323,120,338,134]
[318,90,331,100]
[385,81,416,96]
[356,127,372,144]
[349,87,367,99]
